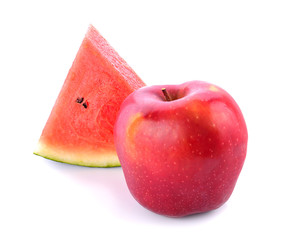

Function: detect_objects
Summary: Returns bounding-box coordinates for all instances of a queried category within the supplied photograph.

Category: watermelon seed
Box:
[83,102,88,108]
[76,97,84,103]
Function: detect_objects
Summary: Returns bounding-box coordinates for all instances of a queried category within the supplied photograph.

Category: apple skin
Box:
[114,81,248,217]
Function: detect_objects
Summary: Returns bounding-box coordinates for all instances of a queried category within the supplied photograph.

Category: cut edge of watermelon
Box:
[33,142,121,168]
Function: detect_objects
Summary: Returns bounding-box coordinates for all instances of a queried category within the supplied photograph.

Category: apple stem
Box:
[162,88,172,101]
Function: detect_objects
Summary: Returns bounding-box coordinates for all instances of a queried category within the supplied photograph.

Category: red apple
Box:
[114,81,248,217]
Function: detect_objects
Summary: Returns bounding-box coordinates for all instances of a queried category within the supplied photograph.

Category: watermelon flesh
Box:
[34,25,145,167]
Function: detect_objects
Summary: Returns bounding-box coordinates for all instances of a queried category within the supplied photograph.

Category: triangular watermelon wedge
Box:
[34,25,145,167]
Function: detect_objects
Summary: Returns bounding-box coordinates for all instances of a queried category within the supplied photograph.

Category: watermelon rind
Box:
[34,142,121,168]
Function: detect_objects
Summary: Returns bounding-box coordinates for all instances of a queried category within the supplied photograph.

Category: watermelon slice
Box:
[34,25,145,167]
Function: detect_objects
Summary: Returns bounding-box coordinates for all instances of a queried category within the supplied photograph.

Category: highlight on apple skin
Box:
[114,81,248,217]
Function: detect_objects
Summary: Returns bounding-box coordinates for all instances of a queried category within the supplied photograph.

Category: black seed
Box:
[76,97,84,103]
[82,102,88,108]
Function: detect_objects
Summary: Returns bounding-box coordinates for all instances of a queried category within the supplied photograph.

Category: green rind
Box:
[33,152,121,168]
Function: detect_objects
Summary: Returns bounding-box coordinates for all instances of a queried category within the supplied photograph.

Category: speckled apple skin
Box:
[114,81,248,217]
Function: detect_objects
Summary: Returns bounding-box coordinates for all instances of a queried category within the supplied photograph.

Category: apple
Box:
[114,81,248,217]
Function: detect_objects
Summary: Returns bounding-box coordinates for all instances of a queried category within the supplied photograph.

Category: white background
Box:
[1,1,282,239]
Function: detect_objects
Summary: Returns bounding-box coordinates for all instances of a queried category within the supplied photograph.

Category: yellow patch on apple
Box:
[209,85,219,92]
[125,112,143,159]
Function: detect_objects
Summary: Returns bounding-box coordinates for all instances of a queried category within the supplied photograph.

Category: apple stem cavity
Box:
[162,88,172,101]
